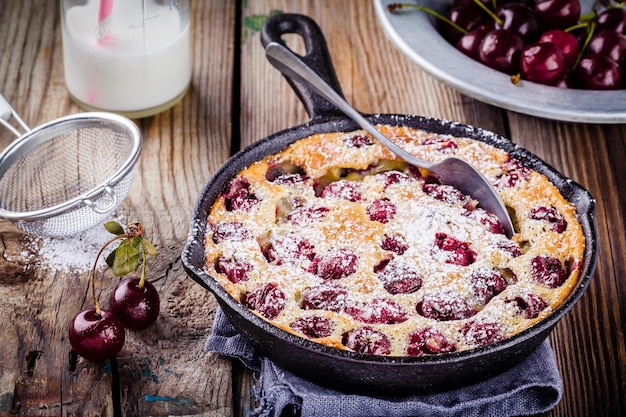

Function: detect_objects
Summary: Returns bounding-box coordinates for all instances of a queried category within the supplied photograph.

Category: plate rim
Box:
[373,0,626,124]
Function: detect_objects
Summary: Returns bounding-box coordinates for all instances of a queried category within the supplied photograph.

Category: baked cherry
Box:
[470,269,508,304]
[265,161,308,184]
[286,206,329,224]
[528,205,567,232]
[381,233,409,255]
[463,208,505,234]
[211,222,251,243]
[262,235,316,267]
[374,170,414,187]
[343,326,391,355]
[215,257,253,283]
[375,261,422,294]
[290,316,333,339]
[310,247,358,280]
[320,180,362,202]
[223,177,259,211]
[507,293,548,319]
[531,255,567,288]
[407,327,456,356]
[345,297,408,324]
[462,319,503,346]
[243,283,286,319]
[68,308,125,362]
[494,156,530,188]
[423,183,472,206]
[367,198,397,223]
[343,134,373,148]
[416,291,477,321]
[300,285,348,312]
[433,232,477,266]
[109,277,160,331]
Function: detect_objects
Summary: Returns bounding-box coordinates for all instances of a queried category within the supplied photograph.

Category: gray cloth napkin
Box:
[205,308,562,417]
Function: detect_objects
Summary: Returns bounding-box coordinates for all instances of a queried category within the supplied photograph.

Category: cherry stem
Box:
[573,21,596,69]
[473,0,503,25]
[387,3,468,34]
[90,234,126,316]
[138,239,148,289]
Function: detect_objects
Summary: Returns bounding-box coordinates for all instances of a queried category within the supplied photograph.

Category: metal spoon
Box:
[265,41,514,238]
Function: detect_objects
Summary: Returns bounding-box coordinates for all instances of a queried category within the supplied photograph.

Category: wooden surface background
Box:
[0,1,624,416]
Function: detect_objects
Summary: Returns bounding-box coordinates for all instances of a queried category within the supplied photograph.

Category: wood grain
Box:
[0,1,624,416]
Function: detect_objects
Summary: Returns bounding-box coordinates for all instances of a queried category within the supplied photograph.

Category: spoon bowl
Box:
[265,42,514,237]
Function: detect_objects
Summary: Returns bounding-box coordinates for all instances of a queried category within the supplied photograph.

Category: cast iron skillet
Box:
[182,13,597,395]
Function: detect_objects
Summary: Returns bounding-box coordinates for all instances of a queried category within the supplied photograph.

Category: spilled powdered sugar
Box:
[21,215,125,273]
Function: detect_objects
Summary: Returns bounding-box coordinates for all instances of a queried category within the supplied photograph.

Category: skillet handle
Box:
[261,13,345,120]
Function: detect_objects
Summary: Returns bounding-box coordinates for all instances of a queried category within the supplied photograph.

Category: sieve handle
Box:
[0,94,30,137]
[83,185,119,214]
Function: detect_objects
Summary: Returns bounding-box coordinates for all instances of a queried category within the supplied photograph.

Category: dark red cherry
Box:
[520,42,568,86]
[496,3,541,43]
[533,0,581,31]
[342,326,391,355]
[462,319,503,346]
[595,7,626,34]
[310,248,358,280]
[530,255,567,288]
[243,283,286,319]
[456,23,494,61]
[588,31,626,66]
[290,316,333,339]
[575,53,623,90]
[479,29,525,74]
[539,29,580,67]
[407,327,456,356]
[68,308,125,362]
[440,6,486,43]
[109,278,160,331]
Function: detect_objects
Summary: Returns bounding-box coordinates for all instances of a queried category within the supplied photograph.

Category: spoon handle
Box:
[265,42,433,170]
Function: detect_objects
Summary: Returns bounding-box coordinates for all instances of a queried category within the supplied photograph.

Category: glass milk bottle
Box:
[61,0,191,118]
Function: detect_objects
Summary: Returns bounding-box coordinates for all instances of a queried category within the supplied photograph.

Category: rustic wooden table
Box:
[0,1,624,416]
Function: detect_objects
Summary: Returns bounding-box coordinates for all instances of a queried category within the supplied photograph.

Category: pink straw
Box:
[96,0,114,44]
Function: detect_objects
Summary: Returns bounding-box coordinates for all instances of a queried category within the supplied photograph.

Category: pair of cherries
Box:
[68,221,160,363]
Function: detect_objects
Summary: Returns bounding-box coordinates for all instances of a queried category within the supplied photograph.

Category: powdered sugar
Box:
[22,215,125,273]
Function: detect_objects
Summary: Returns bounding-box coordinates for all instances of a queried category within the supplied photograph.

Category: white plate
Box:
[373,0,626,123]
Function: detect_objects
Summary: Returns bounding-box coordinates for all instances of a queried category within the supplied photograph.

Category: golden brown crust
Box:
[204,126,585,356]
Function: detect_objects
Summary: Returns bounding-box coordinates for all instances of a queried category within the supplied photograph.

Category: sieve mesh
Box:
[0,112,141,238]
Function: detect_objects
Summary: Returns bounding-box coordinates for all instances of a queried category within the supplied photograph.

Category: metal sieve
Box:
[0,94,141,238]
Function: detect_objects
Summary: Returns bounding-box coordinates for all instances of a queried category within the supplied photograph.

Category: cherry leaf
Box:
[112,240,140,276]
[104,221,125,236]
[142,238,158,257]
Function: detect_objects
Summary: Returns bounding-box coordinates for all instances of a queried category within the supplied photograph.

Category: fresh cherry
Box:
[587,31,626,66]
[109,277,160,331]
[594,7,626,34]
[478,29,525,74]
[520,42,568,85]
[575,53,623,90]
[496,3,541,43]
[68,308,125,362]
[534,0,582,31]
[539,29,580,67]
